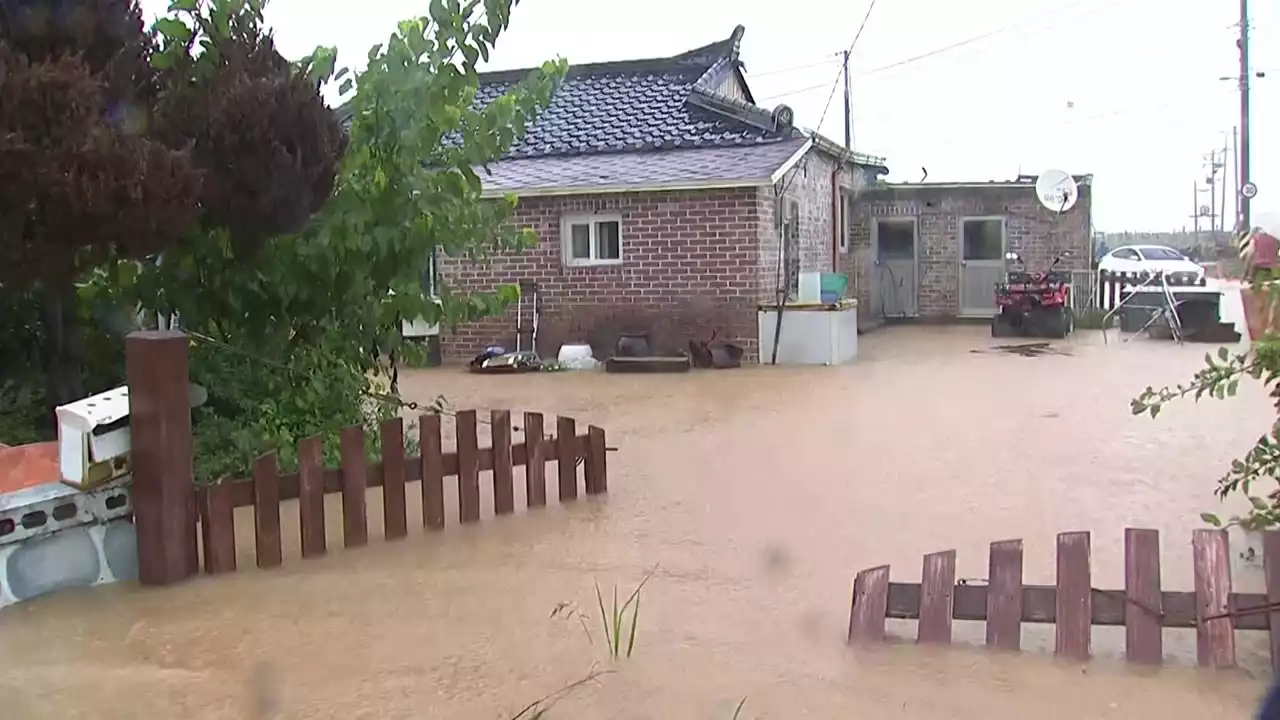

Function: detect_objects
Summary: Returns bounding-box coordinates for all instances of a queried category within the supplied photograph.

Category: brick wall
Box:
[757,150,840,305]
[847,183,1093,319]
[438,188,765,362]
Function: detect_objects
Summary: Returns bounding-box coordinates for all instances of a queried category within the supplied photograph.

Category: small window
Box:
[562,214,623,267]
[839,194,850,253]
[783,201,800,297]
[1112,248,1141,261]
[961,218,1005,261]
[420,247,439,297]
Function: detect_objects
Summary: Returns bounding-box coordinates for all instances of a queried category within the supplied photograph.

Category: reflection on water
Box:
[0,327,1272,718]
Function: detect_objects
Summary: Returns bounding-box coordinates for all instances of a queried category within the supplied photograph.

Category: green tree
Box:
[0,0,203,409]
[110,0,566,480]
[0,0,344,417]
[1133,283,1280,530]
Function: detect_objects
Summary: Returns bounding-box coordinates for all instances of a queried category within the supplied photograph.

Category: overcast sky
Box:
[140,0,1277,232]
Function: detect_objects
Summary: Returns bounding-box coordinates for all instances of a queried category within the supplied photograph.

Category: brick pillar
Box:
[126,330,199,586]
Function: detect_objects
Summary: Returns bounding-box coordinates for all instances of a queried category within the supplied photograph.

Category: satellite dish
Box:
[1035,169,1078,213]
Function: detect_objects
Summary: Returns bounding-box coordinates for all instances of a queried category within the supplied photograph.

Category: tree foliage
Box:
[100,0,566,481]
[1133,280,1280,530]
[0,0,346,412]
[0,0,202,287]
[149,0,347,251]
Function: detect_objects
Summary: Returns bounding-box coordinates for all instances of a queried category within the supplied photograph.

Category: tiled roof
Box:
[477,138,810,196]
[474,25,796,161]
[337,26,890,188]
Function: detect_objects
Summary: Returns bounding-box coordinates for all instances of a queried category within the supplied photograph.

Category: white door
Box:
[872,218,919,317]
[959,217,1006,316]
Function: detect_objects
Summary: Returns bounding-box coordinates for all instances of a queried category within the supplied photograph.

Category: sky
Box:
[140,0,1278,232]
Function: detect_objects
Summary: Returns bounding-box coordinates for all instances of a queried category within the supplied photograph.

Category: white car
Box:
[1097,245,1206,286]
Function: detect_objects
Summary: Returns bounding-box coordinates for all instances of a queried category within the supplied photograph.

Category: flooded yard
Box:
[1,325,1276,718]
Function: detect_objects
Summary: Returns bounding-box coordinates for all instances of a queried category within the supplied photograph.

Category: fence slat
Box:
[1192,529,1236,668]
[338,426,369,548]
[918,550,956,644]
[252,452,282,569]
[1124,528,1163,664]
[986,539,1024,650]
[457,410,481,523]
[420,413,445,530]
[198,483,237,574]
[585,425,608,494]
[1265,531,1280,672]
[297,436,326,558]
[524,412,547,508]
[557,416,578,502]
[1055,531,1092,660]
[491,410,514,515]
[380,417,408,539]
[848,565,891,643]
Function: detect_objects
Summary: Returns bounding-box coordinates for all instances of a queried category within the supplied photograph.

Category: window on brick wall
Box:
[839,193,850,253]
[562,214,623,267]
[419,246,439,297]
[783,200,800,298]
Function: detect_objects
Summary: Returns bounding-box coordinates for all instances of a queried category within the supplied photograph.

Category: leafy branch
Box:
[1132,276,1280,530]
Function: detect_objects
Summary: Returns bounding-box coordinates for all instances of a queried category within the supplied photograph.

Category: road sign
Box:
[1242,182,1258,199]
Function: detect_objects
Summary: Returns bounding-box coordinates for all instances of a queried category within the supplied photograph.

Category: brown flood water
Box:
[1,326,1275,718]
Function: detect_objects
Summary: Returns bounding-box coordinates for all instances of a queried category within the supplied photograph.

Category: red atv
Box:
[991,251,1074,339]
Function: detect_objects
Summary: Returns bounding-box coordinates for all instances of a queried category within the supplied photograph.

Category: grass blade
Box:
[594,582,611,654]
[612,585,622,658]
[625,588,640,658]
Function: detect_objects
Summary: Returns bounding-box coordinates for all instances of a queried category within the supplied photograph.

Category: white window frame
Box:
[561,213,623,267]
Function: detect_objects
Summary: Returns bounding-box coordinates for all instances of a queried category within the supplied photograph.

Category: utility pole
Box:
[1220,136,1229,234]
[1238,0,1252,230]
[842,50,852,150]
[1193,181,1202,245]
[1233,126,1241,229]
[1205,150,1218,236]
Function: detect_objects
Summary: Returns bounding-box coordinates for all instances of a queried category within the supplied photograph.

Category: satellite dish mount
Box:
[1035,169,1078,213]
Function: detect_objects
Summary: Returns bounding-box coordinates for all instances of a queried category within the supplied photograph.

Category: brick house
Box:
[845,176,1093,322]
[438,26,889,362]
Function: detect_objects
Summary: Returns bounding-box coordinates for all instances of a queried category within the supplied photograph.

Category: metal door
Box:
[958,217,1006,316]
[872,218,919,317]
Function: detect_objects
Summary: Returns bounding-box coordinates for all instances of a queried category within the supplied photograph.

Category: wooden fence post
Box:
[585,426,607,495]
[126,330,199,586]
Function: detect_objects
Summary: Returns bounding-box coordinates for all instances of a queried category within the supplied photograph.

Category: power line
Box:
[747,55,841,79]
[862,85,1236,152]
[755,81,833,103]
[812,0,879,142]
[862,0,1108,76]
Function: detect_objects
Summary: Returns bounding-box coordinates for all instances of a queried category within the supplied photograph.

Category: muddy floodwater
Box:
[2,326,1276,718]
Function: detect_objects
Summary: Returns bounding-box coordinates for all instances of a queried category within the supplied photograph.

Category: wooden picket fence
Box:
[194,409,607,573]
[849,528,1280,668]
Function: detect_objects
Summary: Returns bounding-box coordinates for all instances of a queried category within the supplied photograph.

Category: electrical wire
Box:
[747,54,841,79]
[756,81,836,103]
[862,0,1117,76]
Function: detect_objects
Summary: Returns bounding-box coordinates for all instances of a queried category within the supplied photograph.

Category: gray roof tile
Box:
[478,138,809,195]
[472,25,795,161]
